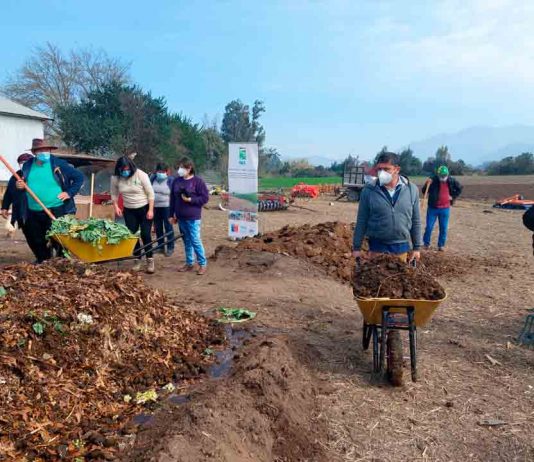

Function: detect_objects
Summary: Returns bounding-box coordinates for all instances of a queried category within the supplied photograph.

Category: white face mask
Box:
[439,176,448,182]
[377,169,393,186]
[177,167,187,177]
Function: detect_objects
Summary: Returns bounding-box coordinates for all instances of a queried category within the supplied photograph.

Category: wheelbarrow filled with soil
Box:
[353,255,446,386]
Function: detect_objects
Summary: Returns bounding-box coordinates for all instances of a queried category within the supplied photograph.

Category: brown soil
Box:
[233,221,503,283]
[0,260,223,460]
[460,183,534,202]
[1,197,533,461]
[122,335,328,462]
[353,254,446,300]
[235,221,355,282]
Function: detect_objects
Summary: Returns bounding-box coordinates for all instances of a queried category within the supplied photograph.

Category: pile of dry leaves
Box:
[0,260,223,460]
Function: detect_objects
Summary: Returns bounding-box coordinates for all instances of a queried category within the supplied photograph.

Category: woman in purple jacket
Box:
[169,157,210,275]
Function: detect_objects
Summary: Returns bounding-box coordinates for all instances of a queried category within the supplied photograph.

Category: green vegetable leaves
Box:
[217,307,256,323]
[47,216,136,247]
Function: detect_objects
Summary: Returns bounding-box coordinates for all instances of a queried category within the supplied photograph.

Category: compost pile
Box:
[237,221,487,283]
[0,260,222,460]
[238,222,355,281]
[46,216,135,247]
[353,254,446,300]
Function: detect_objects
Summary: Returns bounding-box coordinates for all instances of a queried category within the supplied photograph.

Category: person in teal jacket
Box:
[17,139,84,262]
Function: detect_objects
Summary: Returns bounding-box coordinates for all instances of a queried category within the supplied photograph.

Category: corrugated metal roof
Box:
[55,151,116,168]
[0,96,52,120]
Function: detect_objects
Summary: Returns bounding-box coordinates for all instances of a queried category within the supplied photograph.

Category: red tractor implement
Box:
[493,194,534,210]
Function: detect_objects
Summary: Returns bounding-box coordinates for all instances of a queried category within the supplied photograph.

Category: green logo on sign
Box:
[239,147,247,165]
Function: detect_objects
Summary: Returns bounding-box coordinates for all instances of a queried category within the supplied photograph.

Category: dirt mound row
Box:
[353,254,446,300]
[238,222,355,281]
[0,260,223,461]
[237,221,487,283]
[123,336,329,462]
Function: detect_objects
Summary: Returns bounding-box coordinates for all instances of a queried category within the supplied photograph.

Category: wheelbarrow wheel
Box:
[387,330,403,387]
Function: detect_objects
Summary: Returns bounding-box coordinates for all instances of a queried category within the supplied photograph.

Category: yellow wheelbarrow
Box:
[52,229,182,264]
[356,295,446,386]
[52,235,139,263]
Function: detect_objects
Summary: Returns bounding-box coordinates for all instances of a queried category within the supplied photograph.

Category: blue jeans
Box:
[154,207,175,252]
[423,207,450,248]
[178,219,207,267]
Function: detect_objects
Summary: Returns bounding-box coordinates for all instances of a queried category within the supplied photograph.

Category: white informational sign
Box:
[227,142,259,238]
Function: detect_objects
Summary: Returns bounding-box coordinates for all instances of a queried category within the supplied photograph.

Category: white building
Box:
[0,96,51,182]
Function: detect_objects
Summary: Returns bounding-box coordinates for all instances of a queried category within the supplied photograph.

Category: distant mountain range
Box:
[405,125,534,166]
[283,125,534,167]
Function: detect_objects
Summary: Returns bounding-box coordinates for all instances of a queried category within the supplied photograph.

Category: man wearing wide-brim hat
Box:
[15,138,84,263]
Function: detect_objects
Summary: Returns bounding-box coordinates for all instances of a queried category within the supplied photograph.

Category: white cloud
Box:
[387,0,534,86]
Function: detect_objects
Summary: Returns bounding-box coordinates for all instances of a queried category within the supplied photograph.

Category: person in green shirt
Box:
[16,139,84,262]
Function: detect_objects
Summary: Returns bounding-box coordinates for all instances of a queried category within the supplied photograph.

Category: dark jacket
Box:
[21,155,84,218]
[353,176,422,251]
[1,171,25,225]
[422,175,462,208]
[170,176,209,221]
[523,206,534,231]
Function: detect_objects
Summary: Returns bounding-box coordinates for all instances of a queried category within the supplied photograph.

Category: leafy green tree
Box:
[514,152,534,173]
[167,114,206,170]
[449,159,473,176]
[201,116,226,170]
[398,148,422,176]
[221,99,266,146]
[423,157,437,174]
[435,145,451,166]
[373,146,389,164]
[57,82,206,170]
[259,147,282,175]
[487,152,534,175]
[331,154,357,176]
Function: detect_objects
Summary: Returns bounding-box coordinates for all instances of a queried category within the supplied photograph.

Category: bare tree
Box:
[2,42,130,136]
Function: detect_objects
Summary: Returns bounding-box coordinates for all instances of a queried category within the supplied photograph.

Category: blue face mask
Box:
[37,152,51,162]
[156,172,168,181]
[120,170,131,178]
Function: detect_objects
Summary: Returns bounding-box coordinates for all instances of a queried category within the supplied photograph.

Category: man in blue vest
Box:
[15,139,84,262]
[353,152,422,262]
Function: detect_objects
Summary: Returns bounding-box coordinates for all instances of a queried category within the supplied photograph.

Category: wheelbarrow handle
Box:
[93,232,183,265]
[134,229,182,254]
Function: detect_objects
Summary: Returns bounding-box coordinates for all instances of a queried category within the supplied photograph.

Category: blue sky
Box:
[2,0,534,162]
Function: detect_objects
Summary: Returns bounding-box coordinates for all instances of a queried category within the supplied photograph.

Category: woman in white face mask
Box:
[169,157,210,275]
[352,152,422,263]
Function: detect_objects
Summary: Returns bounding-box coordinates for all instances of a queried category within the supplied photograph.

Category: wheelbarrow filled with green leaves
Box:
[48,216,182,264]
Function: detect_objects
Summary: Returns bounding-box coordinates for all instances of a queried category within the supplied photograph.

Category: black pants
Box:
[123,205,153,259]
[154,206,175,252]
[23,206,66,263]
